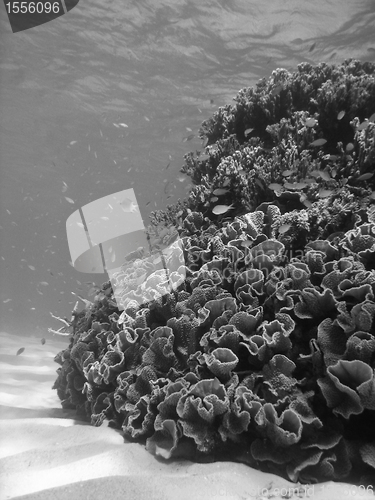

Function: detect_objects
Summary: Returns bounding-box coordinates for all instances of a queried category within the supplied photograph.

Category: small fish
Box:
[268,183,283,191]
[244,128,254,137]
[119,123,128,128]
[284,182,307,190]
[212,188,229,196]
[337,111,345,120]
[212,204,234,215]
[62,181,68,192]
[369,112,375,123]
[69,141,77,145]
[64,197,75,204]
[310,170,321,178]
[318,189,333,198]
[3,298,11,303]
[346,143,354,152]
[318,170,331,181]
[28,265,35,271]
[310,138,327,147]
[39,282,49,286]
[282,169,294,177]
[16,347,25,356]
[357,173,374,181]
[41,338,46,345]
[119,198,138,213]
[271,84,283,96]
[279,223,292,234]
[305,118,317,127]
[199,153,210,161]
[222,178,231,187]
[210,196,219,203]
[357,120,369,130]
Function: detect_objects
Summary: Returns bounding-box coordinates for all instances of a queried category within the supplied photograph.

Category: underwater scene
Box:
[1,1,375,499]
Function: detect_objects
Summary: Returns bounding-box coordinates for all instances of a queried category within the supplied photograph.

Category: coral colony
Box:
[52,60,375,485]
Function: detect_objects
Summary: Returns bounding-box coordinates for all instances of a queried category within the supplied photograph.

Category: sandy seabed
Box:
[0,331,373,500]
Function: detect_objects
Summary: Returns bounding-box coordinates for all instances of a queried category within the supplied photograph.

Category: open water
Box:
[1,0,375,338]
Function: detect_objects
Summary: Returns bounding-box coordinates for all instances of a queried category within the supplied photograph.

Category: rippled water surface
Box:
[1,0,374,336]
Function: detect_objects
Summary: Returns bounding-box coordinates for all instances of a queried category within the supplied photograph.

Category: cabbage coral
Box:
[52,60,375,486]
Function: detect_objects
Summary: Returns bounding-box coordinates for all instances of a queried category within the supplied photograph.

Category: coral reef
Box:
[52,60,375,486]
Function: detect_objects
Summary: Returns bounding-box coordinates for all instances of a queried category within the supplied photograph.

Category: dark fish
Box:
[16,347,25,356]
[41,338,46,345]
[165,162,170,170]
[309,42,316,52]
[183,134,195,142]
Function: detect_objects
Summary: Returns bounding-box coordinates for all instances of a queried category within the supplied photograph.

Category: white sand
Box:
[0,332,373,500]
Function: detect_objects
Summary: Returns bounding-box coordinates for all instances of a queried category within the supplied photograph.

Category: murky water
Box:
[1,0,375,337]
